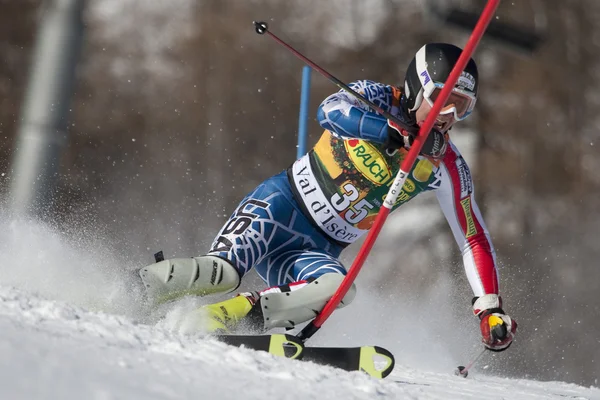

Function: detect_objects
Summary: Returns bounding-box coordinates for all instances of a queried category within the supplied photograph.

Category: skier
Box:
[140,43,517,352]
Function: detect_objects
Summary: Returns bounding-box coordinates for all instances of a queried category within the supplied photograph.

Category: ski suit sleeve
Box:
[434,141,499,297]
[316,80,396,143]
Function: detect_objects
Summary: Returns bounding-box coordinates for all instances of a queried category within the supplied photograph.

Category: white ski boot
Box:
[139,255,240,305]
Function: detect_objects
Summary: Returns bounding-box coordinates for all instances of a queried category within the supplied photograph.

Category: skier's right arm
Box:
[316,80,447,158]
[316,80,395,143]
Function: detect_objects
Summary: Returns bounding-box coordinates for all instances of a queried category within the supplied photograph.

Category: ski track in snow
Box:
[0,285,598,400]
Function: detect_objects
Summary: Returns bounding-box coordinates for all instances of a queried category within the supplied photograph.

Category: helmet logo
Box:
[457,71,476,92]
[420,70,431,85]
[415,46,436,98]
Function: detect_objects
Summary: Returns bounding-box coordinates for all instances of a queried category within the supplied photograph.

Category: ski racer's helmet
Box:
[404,43,478,121]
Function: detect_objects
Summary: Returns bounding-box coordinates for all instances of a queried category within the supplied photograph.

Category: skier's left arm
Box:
[435,142,517,351]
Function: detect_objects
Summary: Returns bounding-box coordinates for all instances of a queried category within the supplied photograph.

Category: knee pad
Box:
[139,255,240,304]
[259,273,356,330]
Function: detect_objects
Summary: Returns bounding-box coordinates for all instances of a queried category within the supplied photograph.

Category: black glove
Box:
[472,294,518,352]
[385,119,447,159]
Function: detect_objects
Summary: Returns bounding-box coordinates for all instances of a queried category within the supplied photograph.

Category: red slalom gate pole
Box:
[297,0,502,341]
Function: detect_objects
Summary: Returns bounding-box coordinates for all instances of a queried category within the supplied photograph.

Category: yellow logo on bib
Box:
[403,178,416,193]
[344,140,392,185]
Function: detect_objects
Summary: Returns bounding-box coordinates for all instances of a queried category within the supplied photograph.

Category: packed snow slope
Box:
[0,285,599,400]
[0,216,599,399]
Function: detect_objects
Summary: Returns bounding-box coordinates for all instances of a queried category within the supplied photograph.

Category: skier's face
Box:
[415,100,457,133]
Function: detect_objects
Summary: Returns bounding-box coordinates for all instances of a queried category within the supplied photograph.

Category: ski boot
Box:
[180,273,356,334]
[139,255,240,305]
[182,292,263,334]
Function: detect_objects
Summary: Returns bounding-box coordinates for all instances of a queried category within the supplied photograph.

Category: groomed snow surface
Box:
[0,217,599,400]
[0,285,599,400]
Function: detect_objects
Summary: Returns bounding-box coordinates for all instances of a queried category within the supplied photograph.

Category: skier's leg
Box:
[195,249,355,333]
[142,171,339,313]
[139,172,301,305]
[253,249,356,330]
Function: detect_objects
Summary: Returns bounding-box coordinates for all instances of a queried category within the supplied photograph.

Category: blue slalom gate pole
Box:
[297,65,311,158]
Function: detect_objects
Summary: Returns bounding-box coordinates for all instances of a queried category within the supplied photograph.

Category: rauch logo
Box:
[345,139,393,185]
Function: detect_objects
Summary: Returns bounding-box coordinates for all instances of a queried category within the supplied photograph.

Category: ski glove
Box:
[472,294,518,352]
[385,119,448,159]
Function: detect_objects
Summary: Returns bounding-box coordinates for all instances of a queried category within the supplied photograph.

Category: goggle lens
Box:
[427,85,476,120]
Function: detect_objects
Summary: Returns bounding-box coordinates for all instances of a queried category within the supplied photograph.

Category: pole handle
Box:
[254,21,268,34]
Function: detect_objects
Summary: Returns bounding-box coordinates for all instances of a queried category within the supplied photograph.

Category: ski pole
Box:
[253,21,417,135]
[455,347,487,378]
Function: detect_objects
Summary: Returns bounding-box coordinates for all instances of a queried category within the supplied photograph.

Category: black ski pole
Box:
[455,347,487,378]
[253,21,418,135]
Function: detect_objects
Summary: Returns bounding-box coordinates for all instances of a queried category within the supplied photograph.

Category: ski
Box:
[215,334,395,379]
[216,333,304,360]
[302,344,395,379]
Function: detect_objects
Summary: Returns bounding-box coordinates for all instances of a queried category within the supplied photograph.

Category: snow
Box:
[0,217,599,399]
[0,285,599,400]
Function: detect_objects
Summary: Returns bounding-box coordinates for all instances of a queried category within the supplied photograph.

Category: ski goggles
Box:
[424,83,477,121]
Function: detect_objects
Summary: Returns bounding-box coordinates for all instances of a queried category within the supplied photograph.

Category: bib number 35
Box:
[330,183,373,224]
